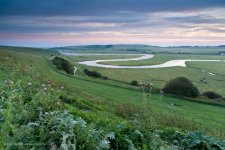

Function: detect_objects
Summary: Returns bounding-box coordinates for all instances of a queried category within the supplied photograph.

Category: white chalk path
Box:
[59,51,225,69]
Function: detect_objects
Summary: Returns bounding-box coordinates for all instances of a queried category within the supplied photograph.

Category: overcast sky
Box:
[0,0,225,47]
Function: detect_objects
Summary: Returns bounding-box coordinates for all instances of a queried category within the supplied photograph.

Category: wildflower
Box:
[37,107,43,119]
[50,142,57,150]
[4,79,14,85]
[27,82,32,86]
[60,86,65,90]
[160,90,164,95]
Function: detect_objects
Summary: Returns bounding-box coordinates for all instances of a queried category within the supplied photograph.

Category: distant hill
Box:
[51,44,225,55]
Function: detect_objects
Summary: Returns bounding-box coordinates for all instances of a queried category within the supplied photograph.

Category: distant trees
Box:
[84,69,102,78]
[203,91,222,99]
[52,57,74,75]
[163,77,199,98]
[131,80,138,86]
[83,69,108,79]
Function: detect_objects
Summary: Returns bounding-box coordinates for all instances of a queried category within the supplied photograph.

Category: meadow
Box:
[69,53,225,97]
[0,46,225,149]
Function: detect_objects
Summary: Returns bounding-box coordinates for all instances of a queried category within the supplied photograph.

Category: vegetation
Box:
[203,91,222,99]
[83,68,108,79]
[54,44,225,54]
[163,77,199,98]
[73,54,225,97]
[131,80,138,86]
[52,56,74,75]
[1,78,224,149]
[0,46,225,149]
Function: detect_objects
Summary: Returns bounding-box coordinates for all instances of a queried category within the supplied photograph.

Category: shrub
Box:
[131,80,138,86]
[83,69,102,78]
[163,77,199,98]
[203,91,222,99]
[102,76,108,80]
[52,57,74,75]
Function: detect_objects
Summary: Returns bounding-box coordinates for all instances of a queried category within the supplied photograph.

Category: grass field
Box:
[0,46,225,149]
[68,53,225,97]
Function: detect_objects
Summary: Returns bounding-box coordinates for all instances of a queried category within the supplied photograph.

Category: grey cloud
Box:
[0,0,225,16]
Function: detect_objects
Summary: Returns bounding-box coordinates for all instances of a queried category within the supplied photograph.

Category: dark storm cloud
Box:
[0,0,225,16]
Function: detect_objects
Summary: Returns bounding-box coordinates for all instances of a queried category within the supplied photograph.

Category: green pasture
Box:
[69,53,225,96]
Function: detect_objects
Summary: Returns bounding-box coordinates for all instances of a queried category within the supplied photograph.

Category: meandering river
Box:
[59,51,224,69]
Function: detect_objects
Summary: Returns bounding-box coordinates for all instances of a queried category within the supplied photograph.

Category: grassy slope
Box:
[0,46,225,137]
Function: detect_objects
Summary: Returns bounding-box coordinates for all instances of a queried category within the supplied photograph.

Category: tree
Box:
[163,77,199,98]
[83,69,102,78]
[203,91,221,99]
[52,57,74,75]
[131,80,138,86]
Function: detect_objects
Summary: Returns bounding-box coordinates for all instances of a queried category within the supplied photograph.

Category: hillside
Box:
[0,46,224,149]
[53,44,225,55]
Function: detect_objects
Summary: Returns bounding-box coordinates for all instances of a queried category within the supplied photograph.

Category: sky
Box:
[0,0,225,47]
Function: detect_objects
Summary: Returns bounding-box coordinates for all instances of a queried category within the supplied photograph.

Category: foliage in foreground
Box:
[0,79,224,150]
[163,77,199,98]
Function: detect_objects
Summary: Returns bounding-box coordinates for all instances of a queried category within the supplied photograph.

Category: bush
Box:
[203,91,222,99]
[83,69,102,78]
[52,57,74,75]
[131,80,138,86]
[163,77,199,98]
[102,76,108,80]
